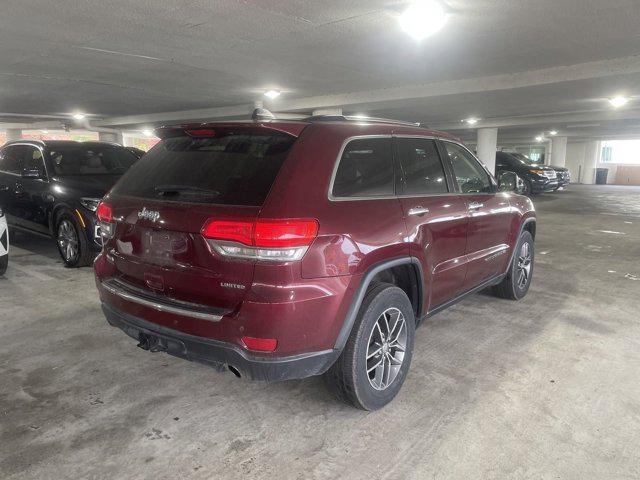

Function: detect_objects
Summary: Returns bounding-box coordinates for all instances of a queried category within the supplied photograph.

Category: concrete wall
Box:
[566,142,587,183]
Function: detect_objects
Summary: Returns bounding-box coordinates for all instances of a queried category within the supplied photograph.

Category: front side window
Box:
[332,138,394,198]
[443,142,493,194]
[50,145,137,176]
[23,147,47,177]
[396,138,447,195]
[0,145,28,174]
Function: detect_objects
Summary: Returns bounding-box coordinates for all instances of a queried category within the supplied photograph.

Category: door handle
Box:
[468,202,484,211]
[408,206,430,216]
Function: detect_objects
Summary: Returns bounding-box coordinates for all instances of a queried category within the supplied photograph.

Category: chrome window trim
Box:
[328,134,453,202]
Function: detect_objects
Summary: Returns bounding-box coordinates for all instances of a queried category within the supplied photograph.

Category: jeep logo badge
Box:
[137,207,160,222]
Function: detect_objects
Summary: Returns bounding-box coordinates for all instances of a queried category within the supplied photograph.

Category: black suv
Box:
[0,140,137,266]
[495,151,559,195]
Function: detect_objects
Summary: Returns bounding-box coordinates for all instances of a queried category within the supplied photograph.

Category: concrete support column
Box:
[98,131,124,145]
[476,128,498,174]
[550,136,568,167]
[6,128,22,141]
[312,108,342,116]
[581,141,600,184]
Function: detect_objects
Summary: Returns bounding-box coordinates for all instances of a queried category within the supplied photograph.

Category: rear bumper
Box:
[101,302,339,381]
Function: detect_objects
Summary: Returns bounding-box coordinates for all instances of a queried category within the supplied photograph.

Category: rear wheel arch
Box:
[334,257,424,352]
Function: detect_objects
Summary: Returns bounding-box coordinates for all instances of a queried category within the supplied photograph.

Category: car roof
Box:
[156,118,460,142]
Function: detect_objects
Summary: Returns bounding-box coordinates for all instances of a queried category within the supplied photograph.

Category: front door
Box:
[395,136,468,310]
[440,141,512,289]
[15,146,50,234]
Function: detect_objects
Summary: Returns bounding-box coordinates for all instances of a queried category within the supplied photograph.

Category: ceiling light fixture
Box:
[40,130,48,134]
[142,129,153,137]
[549,130,558,136]
[399,0,448,41]
[264,90,281,100]
[464,117,479,125]
[72,113,86,120]
[535,136,544,142]
[609,96,629,108]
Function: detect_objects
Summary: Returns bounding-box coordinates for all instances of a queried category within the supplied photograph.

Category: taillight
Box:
[242,336,277,352]
[201,220,253,245]
[201,218,318,262]
[96,202,113,222]
[96,202,115,240]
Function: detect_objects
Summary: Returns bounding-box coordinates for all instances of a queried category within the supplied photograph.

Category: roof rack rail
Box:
[304,114,421,127]
[252,108,276,121]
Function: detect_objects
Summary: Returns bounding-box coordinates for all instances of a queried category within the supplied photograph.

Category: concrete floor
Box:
[1,184,639,479]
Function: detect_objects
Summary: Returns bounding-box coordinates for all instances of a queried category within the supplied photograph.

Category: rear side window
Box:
[396,138,447,195]
[50,146,137,176]
[332,138,394,198]
[111,131,296,206]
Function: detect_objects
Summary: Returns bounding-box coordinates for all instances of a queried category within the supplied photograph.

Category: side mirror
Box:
[498,171,525,194]
[21,168,42,179]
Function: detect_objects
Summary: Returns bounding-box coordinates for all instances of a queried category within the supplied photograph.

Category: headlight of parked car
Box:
[80,197,102,212]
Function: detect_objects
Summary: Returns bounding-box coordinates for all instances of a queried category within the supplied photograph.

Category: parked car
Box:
[94,115,536,410]
[496,151,559,195]
[0,206,8,275]
[0,140,138,267]
[507,152,570,189]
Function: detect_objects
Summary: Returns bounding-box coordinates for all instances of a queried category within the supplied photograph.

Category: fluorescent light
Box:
[535,136,544,142]
[399,1,447,41]
[549,130,558,136]
[264,90,281,100]
[142,129,153,137]
[72,113,86,120]
[609,96,629,108]
[464,117,479,125]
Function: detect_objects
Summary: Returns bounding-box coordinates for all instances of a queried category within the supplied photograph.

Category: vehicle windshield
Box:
[49,145,137,176]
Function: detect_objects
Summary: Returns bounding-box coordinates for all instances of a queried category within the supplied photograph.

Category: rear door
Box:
[105,128,296,312]
[395,136,468,309]
[440,141,512,289]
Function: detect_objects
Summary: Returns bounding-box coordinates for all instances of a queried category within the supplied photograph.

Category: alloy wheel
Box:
[366,307,407,390]
[58,220,79,263]
[516,241,532,289]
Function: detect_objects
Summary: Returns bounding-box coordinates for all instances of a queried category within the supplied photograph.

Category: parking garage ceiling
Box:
[1,0,640,139]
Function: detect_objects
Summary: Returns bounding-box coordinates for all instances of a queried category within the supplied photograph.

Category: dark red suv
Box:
[94,115,536,410]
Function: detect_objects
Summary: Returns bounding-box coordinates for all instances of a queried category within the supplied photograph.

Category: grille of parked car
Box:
[543,170,557,180]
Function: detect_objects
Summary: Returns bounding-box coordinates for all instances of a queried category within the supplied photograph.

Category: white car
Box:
[0,206,8,275]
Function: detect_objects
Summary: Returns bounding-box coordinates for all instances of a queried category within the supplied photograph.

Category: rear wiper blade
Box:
[154,185,220,197]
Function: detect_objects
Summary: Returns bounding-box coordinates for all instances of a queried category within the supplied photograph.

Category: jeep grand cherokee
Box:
[94,114,536,410]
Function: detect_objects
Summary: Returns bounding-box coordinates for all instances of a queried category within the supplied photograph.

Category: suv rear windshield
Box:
[50,145,137,176]
[111,130,296,206]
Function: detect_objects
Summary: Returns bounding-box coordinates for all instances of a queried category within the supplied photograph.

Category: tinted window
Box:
[397,138,447,195]
[0,145,28,174]
[332,138,393,198]
[443,142,493,193]
[111,131,295,206]
[23,147,47,177]
[49,145,137,176]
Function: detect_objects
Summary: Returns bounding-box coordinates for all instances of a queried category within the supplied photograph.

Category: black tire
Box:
[324,282,415,410]
[493,231,534,300]
[0,254,7,276]
[55,211,93,267]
